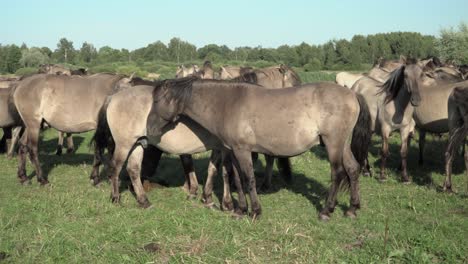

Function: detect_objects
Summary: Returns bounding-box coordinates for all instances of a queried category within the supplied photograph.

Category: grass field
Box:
[0,125,467,263]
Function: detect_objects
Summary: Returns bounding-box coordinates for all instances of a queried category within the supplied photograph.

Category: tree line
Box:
[1,23,467,75]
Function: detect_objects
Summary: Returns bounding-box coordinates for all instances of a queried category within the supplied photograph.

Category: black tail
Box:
[91,98,114,159]
[277,157,292,184]
[351,93,372,170]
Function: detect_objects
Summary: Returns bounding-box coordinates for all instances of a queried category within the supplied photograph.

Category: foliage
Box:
[14,67,38,76]
[436,22,468,65]
[19,47,49,67]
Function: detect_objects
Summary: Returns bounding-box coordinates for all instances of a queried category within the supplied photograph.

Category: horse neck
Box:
[386,83,415,118]
[182,83,227,135]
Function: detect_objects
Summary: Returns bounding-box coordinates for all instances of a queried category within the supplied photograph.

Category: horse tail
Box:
[91,97,114,159]
[277,157,292,184]
[351,93,372,170]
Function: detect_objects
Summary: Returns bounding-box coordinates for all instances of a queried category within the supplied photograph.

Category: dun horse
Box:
[141,77,371,220]
[12,73,133,185]
[352,62,422,182]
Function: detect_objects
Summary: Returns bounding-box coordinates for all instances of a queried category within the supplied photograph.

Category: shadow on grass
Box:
[369,133,466,187]
[114,151,331,213]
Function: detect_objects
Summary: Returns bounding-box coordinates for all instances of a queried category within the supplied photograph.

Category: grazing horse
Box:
[352,63,422,182]
[336,72,364,88]
[12,73,133,185]
[144,77,371,220]
[219,66,253,80]
[444,85,468,192]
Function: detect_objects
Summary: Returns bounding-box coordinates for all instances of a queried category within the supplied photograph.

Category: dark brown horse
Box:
[143,77,371,220]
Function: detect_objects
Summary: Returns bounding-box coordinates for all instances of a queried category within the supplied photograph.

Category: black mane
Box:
[153,76,199,111]
[378,65,406,103]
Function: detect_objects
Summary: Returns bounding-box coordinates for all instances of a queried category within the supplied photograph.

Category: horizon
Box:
[1,0,467,51]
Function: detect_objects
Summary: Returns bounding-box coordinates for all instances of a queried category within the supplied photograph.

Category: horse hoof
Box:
[221,201,234,212]
[111,196,120,204]
[249,210,262,221]
[402,180,411,185]
[138,200,152,209]
[39,180,50,186]
[443,185,453,193]
[20,179,31,186]
[56,149,62,156]
[66,148,74,154]
[319,213,331,222]
[203,202,219,211]
[378,177,387,183]
[345,211,357,219]
[231,212,245,220]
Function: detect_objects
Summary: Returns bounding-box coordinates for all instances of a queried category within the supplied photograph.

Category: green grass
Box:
[0,128,467,263]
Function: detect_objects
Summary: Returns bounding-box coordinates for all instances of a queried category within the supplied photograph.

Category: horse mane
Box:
[232,71,258,84]
[130,77,155,86]
[153,76,199,112]
[378,65,406,103]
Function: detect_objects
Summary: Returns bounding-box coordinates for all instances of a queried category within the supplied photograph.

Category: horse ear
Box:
[400,55,407,64]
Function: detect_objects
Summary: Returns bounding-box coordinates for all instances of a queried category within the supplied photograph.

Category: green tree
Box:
[0,45,22,73]
[79,42,97,63]
[168,37,197,63]
[436,22,468,65]
[20,47,49,67]
[54,38,76,63]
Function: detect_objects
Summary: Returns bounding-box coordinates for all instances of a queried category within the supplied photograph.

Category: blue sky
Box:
[1,0,467,50]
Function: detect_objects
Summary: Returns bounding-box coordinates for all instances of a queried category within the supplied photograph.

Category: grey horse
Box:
[143,77,371,220]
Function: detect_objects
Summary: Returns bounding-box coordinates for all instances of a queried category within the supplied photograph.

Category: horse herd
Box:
[0,58,467,221]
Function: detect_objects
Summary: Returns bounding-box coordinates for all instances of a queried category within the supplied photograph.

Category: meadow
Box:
[0,72,467,263]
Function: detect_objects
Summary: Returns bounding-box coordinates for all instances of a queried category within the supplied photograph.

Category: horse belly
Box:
[152,122,215,155]
[254,126,320,157]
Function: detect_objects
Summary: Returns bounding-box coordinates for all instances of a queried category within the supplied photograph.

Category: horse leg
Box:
[179,154,198,199]
[17,132,29,184]
[220,150,234,211]
[141,145,162,180]
[7,126,23,159]
[229,151,248,215]
[202,150,220,208]
[319,136,346,221]
[107,145,128,204]
[342,144,361,218]
[277,157,293,183]
[65,133,74,154]
[90,145,103,186]
[260,154,274,191]
[56,131,64,156]
[418,129,426,165]
[379,127,391,182]
[400,126,412,183]
[126,145,151,208]
[251,152,259,165]
[26,125,47,185]
[232,149,261,218]
[0,127,11,153]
